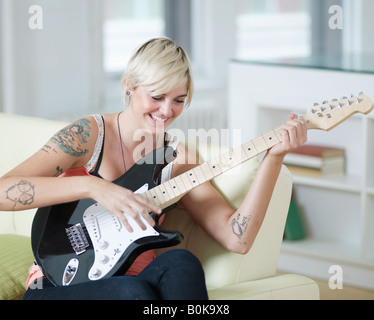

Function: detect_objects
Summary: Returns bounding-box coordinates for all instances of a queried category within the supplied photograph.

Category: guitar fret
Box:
[142,191,152,202]
[173,175,187,194]
[241,144,251,159]
[223,150,240,168]
[148,188,161,206]
[262,135,270,148]
[164,181,175,198]
[166,180,177,198]
[263,130,281,148]
[214,155,229,173]
[187,170,200,186]
[242,140,257,158]
[207,160,222,176]
[154,186,167,202]
[275,128,285,143]
[180,172,194,191]
[194,166,208,184]
[233,146,248,164]
[273,129,282,142]
[199,162,214,181]
[253,136,268,154]
[157,184,171,202]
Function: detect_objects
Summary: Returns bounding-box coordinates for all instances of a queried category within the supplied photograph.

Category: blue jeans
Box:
[23,249,209,300]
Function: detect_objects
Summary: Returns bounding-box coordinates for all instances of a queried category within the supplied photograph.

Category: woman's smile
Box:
[149,114,170,125]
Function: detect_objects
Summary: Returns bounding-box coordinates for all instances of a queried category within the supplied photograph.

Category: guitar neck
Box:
[141,124,288,209]
[140,93,374,209]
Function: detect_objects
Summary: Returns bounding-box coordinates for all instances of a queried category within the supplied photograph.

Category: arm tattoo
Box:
[55,166,63,177]
[50,118,92,157]
[231,212,251,239]
[41,144,58,154]
[5,180,35,209]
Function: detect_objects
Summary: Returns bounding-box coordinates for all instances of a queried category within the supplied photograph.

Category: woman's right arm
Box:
[0,116,161,230]
[0,117,97,211]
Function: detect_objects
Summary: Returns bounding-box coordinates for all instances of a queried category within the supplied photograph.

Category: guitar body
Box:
[31,146,183,287]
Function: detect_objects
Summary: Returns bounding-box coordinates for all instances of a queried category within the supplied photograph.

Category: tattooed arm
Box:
[0,116,161,229]
[0,117,95,211]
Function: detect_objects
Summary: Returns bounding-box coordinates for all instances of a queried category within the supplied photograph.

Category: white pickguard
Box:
[83,183,159,281]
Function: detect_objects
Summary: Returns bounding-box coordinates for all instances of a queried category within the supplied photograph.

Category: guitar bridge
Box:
[66,223,89,255]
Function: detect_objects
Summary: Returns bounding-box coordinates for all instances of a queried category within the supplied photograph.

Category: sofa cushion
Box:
[0,234,34,300]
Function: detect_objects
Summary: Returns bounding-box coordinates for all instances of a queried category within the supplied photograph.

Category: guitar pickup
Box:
[66,223,89,255]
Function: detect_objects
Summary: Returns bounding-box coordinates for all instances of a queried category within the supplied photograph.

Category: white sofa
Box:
[0,112,319,300]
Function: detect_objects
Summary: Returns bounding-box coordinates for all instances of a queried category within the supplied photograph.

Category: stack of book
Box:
[283,144,346,177]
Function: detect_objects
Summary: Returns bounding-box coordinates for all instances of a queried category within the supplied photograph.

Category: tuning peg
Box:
[322,100,329,105]
[328,104,335,110]
[359,91,364,96]
[356,98,363,104]
[341,96,348,100]
[331,99,338,102]
[346,100,352,106]
[351,94,355,98]
[337,102,343,108]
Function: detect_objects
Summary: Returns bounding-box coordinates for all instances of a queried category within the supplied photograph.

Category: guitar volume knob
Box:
[98,241,109,250]
[100,255,109,264]
[91,268,102,279]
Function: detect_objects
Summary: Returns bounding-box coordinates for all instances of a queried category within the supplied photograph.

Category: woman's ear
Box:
[123,79,132,94]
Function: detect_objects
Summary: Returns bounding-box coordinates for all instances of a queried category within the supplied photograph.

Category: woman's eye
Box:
[152,96,162,101]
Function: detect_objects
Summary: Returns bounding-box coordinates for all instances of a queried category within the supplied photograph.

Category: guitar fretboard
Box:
[140,125,287,209]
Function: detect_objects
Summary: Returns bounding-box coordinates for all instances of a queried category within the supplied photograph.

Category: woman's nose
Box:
[159,101,173,117]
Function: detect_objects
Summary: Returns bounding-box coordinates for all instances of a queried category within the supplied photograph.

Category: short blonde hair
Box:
[122,38,193,108]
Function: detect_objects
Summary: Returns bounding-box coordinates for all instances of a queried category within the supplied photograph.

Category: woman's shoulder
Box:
[47,114,109,161]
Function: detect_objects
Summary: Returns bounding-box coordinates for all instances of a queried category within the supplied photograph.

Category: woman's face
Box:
[129,84,188,134]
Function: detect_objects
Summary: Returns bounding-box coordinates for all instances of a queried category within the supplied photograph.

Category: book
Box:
[286,144,345,158]
[283,144,346,177]
[286,165,344,177]
[284,199,306,241]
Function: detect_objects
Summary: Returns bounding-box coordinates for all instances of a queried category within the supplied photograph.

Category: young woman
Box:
[0,38,307,300]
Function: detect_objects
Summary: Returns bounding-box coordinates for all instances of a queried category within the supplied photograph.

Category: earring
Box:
[126,91,131,96]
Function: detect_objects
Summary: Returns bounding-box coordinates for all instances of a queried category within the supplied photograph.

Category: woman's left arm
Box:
[175,115,307,254]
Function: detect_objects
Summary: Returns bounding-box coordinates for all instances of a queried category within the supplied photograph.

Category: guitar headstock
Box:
[303,92,374,131]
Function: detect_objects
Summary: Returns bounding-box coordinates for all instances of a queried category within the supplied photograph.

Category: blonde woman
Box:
[0,38,307,300]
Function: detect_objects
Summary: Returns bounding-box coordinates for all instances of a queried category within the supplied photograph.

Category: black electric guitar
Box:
[31,93,373,286]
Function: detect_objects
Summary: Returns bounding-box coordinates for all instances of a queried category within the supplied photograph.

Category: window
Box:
[235,0,312,60]
[103,0,165,73]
